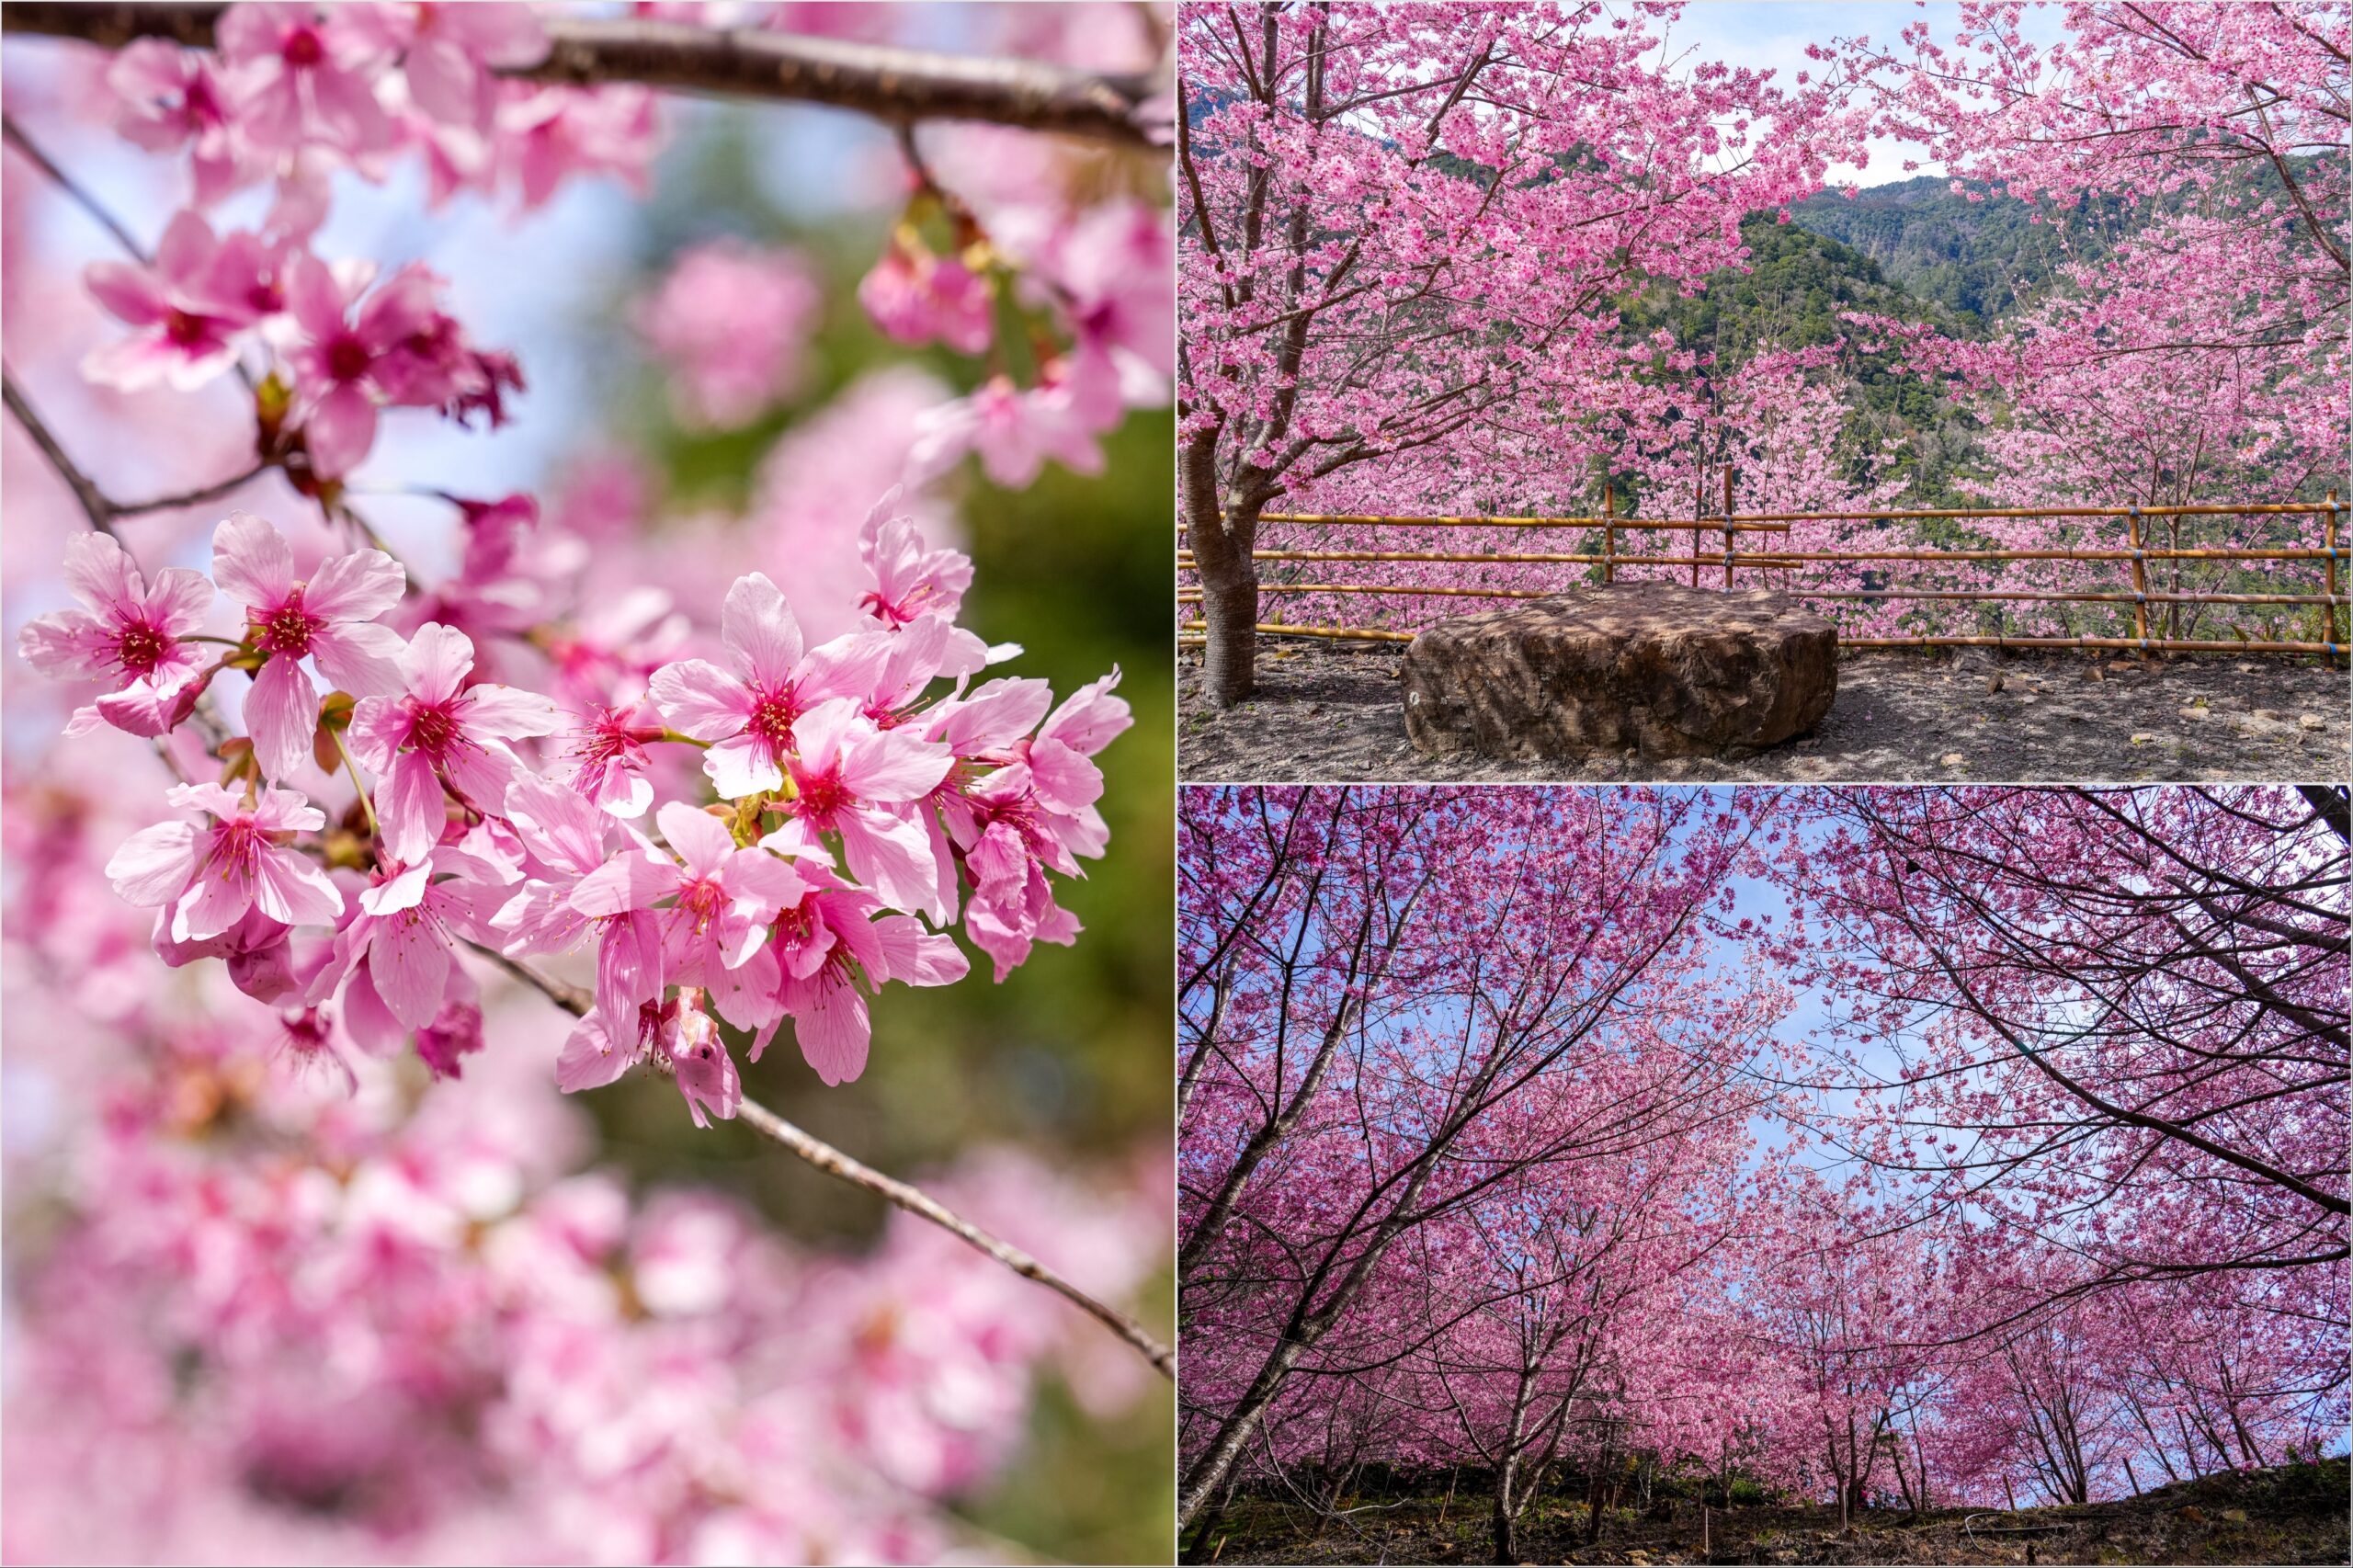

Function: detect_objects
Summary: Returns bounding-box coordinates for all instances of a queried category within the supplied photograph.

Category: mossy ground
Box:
[1188,1458,2350,1565]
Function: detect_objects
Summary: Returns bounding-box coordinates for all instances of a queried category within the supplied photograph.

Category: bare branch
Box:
[0,3,1167,146]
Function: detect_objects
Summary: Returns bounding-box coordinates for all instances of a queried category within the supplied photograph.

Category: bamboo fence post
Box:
[1722,464,1735,589]
[2126,504,2153,658]
[2328,489,2341,653]
[1691,468,1704,587]
[1603,482,1617,585]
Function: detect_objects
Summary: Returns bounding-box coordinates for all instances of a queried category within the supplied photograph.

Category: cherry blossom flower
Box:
[311,850,500,1032]
[105,782,343,942]
[765,695,952,920]
[634,238,822,429]
[570,801,803,1029]
[648,573,890,800]
[212,509,407,780]
[346,622,561,863]
[858,237,993,355]
[16,530,215,739]
[401,3,549,133]
[905,374,1103,488]
[752,860,967,1085]
[282,254,503,475]
[214,1,402,154]
[858,490,972,631]
[106,39,256,201]
[81,210,278,390]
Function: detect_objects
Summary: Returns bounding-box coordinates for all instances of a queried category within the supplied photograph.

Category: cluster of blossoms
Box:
[21,494,1127,1121]
[0,853,1165,1562]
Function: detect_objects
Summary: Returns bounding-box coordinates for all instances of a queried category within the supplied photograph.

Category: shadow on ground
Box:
[1179,645,2350,783]
[1189,1459,2351,1565]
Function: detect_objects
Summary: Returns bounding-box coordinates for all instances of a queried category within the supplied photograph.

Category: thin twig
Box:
[470,939,1174,1380]
[116,460,268,517]
[1,110,147,259]
[0,4,1166,146]
[3,367,120,533]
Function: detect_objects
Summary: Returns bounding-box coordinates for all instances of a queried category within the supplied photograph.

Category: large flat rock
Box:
[1401,582,1836,759]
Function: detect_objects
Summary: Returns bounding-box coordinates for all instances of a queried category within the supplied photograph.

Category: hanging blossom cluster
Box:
[21,493,1128,1119]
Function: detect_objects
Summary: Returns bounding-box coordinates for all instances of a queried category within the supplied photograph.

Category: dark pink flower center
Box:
[746,689,799,754]
[165,309,212,347]
[795,766,850,824]
[324,335,372,383]
[406,699,460,756]
[252,593,323,657]
[115,619,171,676]
[676,875,727,934]
[282,28,324,68]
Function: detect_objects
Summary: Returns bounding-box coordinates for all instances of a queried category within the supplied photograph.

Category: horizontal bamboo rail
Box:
[1181,486,2349,661]
[1176,585,2351,608]
[1179,621,2343,654]
[1178,547,2353,565]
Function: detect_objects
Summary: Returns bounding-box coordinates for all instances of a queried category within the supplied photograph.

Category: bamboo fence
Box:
[1176,490,2351,656]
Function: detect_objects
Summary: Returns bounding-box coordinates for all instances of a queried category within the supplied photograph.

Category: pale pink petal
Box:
[211,510,298,608]
[342,962,410,1055]
[459,683,560,740]
[703,733,783,801]
[378,749,448,864]
[837,808,945,921]
[370,910,452,1028]
[174,855,256,941]
[655,801,734,879]
[571,850,674,917]
[719,572,803,687]
[309,620,407,697]
[301,545,406,621]
[647,657,751,741]
[359,859,432,916]
[145,566,216,635]
[251,843,345,926]
[303,383,379,477]
[790,971,870,1085]
[556,1011,634,1092]
[84,260,170,326]
[61,530,142,612]
[843,725,953,803]
[17,609,115,678]
[243,652,320,780]
[398,622,475,705]
[105,821,199,905]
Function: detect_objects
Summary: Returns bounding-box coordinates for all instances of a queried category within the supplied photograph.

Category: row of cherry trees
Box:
[1176,785,2348,1561]
[1179,2,2350,698]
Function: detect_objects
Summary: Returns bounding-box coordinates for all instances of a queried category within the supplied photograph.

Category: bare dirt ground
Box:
[1191,1459,2352,1565]
[1178,643,2350,784]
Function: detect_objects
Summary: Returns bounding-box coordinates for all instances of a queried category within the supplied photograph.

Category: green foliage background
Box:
[557,105,1174,1564]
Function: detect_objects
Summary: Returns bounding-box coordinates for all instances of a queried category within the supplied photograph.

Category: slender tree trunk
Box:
[1184,431,1260,706]
[1493,1378,1531,1563]
[1178,1334,1306,1527]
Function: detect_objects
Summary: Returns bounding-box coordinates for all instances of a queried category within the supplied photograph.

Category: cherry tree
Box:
[1176,1,1866,701]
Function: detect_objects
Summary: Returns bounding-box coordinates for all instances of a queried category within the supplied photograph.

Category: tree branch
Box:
[472,941,1175,1381]
[0,3,1166,146]
[4,358,1175,1385]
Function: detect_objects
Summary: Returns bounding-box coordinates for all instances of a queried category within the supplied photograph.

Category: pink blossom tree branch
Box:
[0,1,1167,145]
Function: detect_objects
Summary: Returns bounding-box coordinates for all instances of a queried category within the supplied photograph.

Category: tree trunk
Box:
[1177,1333,1307,1528]
[1184,431,1260,707]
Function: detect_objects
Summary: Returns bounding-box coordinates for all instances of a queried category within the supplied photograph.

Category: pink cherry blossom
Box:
[401,2,549,133]
[906,373,1104,489]
[858,238,993,355]
[212,509,407,780]
[647,572,889,800]
[858,490,972,631]
[81,210,278,390]
[752,860,967,1086]
[766,696,952,919]
[281,254,507,476]
[311,850,498,1032]
[16,530,215,739]
[347,622,561,864]
[106,39,256,201]
[634,238,822,429]
[570,801,803,1031]
[214,1,402,154]
[105,781,343,942]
